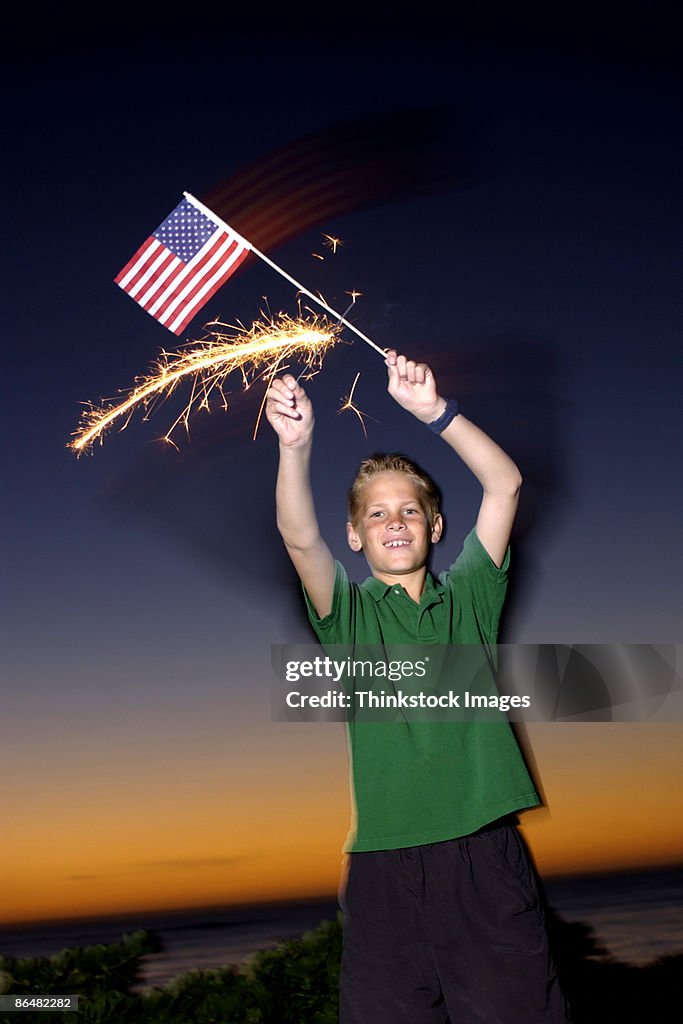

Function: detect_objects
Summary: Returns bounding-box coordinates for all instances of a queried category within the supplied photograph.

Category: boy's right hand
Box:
[265,375,314,447]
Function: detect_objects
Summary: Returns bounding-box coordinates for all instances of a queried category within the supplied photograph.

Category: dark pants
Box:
[340,821,571,1023]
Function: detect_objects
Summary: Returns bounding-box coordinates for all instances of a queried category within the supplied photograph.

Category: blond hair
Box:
[348,454,441,528]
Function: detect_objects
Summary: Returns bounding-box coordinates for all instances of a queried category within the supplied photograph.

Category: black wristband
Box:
[427,398,459,434]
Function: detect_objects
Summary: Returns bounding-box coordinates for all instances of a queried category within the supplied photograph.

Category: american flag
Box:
[115,196,251,335]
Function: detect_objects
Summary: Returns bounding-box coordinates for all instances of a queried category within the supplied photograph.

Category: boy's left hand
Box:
[385,350,446,424]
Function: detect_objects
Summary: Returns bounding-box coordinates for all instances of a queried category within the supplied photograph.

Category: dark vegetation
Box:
[1,911,680,1023]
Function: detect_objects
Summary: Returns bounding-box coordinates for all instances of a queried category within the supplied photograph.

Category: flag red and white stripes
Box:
[115,195,251,335]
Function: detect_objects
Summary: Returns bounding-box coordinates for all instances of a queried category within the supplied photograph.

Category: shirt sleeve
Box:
[302,559,354,644]
[440,527,511,642]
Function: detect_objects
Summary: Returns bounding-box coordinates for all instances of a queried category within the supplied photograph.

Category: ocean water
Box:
[1,868,681,991]
[544,865,683,966]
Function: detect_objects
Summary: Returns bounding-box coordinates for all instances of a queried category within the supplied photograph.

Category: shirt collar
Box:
[361,570,443,604]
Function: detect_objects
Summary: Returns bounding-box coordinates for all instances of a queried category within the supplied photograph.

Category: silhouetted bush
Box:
[0,911,680,1023]
[0,929,159,1023]
[0,917,341,1024]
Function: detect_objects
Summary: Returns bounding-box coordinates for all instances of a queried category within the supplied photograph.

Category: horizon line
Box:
[2,860,682,931]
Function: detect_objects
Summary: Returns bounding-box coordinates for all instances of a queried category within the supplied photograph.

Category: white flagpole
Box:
[184,192,387,359]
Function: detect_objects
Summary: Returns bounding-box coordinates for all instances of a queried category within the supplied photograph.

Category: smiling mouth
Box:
[383,539,411,548]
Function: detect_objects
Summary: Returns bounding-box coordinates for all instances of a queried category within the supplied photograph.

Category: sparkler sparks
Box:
[338,371,373,439]
[322,234,343,253]
[69,314,342,455]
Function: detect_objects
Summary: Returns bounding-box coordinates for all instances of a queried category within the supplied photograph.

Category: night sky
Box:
[3,6,682,923]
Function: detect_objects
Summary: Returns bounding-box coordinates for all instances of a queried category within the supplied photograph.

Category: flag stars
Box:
[154,201,216,261]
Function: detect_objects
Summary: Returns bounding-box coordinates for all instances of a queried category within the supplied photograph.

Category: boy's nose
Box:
[387,518,406,530]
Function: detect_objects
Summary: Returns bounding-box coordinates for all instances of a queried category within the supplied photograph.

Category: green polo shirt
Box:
[303,527,540,852]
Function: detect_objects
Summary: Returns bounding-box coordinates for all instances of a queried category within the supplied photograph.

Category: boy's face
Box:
[346,471,442,577]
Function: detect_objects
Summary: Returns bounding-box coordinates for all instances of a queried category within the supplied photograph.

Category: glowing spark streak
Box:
[322,234,343,253]
[70,315,340,454]
[312,253,324,260]
[251,345,296,441]
[338,372,373,440]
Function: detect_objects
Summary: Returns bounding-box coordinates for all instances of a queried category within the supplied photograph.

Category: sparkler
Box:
[69,313,342,455]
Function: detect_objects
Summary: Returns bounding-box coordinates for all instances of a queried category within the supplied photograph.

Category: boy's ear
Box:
[346,521,363,552]
[431,514,443,544]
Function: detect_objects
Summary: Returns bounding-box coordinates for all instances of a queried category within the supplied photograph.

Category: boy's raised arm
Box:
[266,375,336,618]
[386,350,522,569]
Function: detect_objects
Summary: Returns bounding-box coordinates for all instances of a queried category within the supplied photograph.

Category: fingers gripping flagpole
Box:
[184,192,387,359]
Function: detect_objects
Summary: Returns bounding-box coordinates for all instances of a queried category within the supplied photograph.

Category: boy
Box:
[266,351,570,1023]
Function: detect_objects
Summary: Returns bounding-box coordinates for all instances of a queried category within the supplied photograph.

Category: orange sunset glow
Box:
[3,717,683,926]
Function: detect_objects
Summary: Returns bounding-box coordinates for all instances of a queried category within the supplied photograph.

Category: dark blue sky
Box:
[7,8,679,651]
